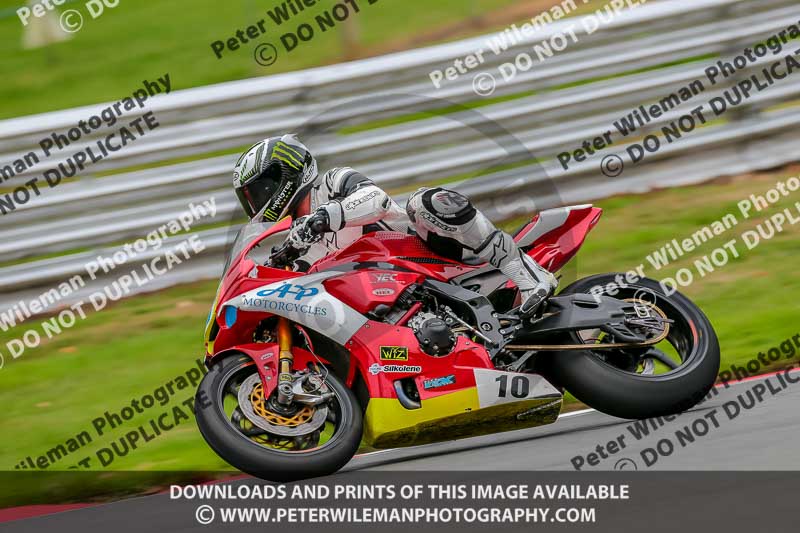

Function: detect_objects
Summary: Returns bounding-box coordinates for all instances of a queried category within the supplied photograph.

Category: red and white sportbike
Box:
[197,205,719,481]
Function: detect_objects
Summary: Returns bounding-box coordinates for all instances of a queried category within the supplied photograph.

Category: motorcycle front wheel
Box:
[196,354,362,481]
[539,274,720,419]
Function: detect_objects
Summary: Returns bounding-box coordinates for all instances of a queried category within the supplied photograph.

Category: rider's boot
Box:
[477,232,558,318]
[506,253,558,318]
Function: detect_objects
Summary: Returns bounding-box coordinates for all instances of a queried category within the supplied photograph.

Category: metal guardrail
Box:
[1,0,799,312]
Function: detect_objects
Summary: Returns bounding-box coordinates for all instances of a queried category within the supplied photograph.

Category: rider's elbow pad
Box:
[339,185,391,227]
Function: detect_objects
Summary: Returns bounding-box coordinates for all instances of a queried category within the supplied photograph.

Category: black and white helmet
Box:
[232,134,318,221]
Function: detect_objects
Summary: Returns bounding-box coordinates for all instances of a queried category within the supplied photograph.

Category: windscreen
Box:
[221,220,291,274]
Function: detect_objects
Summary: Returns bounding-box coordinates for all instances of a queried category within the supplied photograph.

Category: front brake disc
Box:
[237,374,328,437]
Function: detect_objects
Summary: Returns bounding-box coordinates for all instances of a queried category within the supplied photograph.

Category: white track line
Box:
[558,408,596,418]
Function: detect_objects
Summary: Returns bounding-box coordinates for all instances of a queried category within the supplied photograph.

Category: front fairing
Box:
[203,219,292,353]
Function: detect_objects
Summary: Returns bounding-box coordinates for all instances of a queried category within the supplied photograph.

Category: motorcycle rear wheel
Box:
[539,274,720,419]
[196,354,362,481]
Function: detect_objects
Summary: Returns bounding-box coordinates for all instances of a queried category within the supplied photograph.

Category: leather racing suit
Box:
[294,167,556,312]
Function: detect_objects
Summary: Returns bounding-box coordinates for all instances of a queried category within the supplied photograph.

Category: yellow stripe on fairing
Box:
[364,388,480,442]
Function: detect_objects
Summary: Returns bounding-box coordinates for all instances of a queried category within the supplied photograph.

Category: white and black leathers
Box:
[294,167,556,315]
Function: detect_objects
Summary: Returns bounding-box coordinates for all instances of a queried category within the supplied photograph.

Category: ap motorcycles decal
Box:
[222,271,368,345]
[473,368,561,408]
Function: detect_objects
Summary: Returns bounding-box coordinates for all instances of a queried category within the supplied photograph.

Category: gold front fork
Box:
[276,317,295,405]
[276,267,295,405]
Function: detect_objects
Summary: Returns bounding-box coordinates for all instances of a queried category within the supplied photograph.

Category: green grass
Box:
[0,170,798,505]
[0,0,524,118]
[0,281,225,471]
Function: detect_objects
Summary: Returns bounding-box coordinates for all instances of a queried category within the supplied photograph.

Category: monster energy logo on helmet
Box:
[272,140,305,170]
[232,134,318,221]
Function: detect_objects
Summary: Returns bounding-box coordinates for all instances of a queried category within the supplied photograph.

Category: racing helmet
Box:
[232,134,318,221]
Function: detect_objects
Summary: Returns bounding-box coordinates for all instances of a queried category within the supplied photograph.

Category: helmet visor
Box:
[235,162,282,219]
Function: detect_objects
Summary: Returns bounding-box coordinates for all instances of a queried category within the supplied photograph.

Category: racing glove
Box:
[286,214,324,251]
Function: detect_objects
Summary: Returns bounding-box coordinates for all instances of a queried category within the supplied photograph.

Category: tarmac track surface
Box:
[3,371,799,532]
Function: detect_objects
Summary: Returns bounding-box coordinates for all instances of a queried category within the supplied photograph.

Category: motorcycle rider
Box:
[232,134,557,316]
